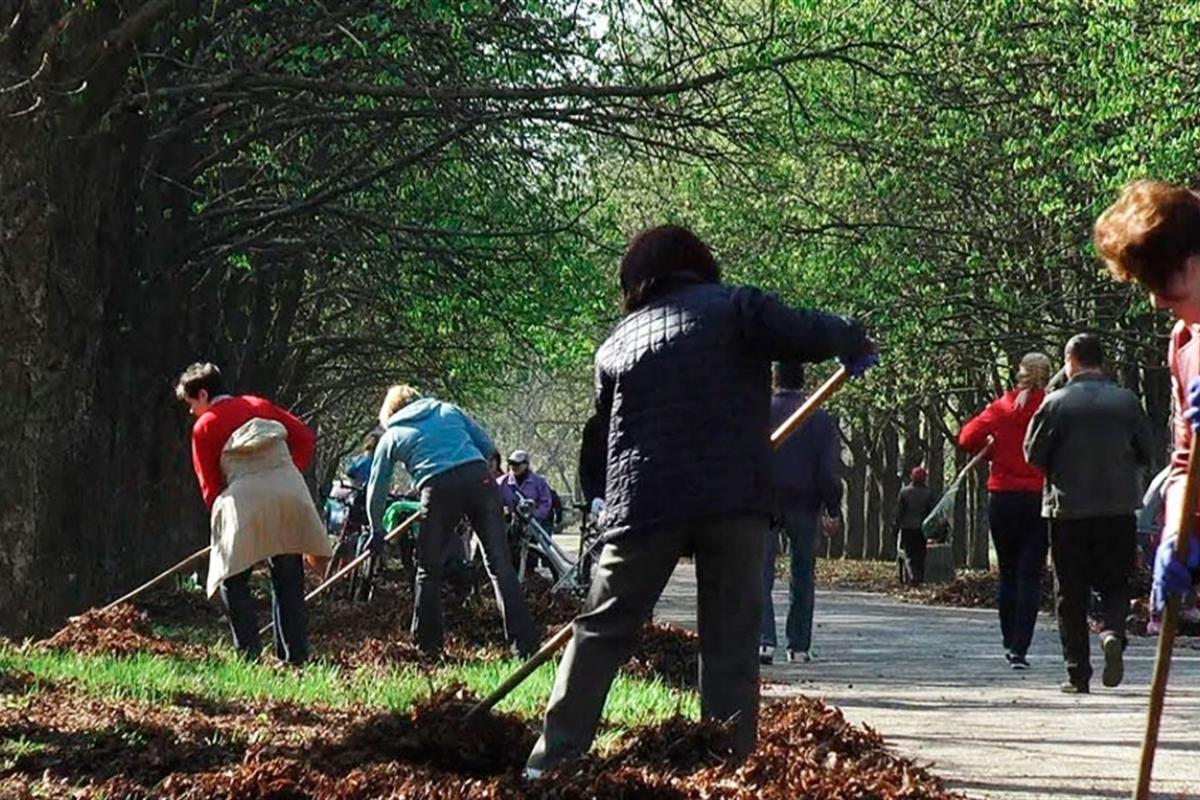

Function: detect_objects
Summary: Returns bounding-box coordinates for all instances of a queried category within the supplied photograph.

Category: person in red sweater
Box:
[958,352,1052,670]
[177,362,331,665]
[1095,180,1200,622]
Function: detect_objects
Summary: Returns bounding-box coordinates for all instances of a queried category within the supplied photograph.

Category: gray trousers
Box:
[416,461,539,655]
[526,513,765,771]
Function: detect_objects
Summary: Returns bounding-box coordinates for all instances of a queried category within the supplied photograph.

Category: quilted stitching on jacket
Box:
[595,283,866,534]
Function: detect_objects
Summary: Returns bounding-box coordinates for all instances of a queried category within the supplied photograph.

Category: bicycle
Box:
[323,479,375,601]
[504,490,602,597]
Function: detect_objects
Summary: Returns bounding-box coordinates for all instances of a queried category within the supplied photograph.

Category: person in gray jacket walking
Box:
[1024,333,1152,694]
[894,467,939,586]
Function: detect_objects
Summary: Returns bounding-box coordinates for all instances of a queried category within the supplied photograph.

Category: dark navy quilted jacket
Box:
[594,282,868,534]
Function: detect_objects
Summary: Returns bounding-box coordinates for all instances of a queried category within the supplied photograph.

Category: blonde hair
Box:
[1014,352,1052,409]
[378,384,421,426]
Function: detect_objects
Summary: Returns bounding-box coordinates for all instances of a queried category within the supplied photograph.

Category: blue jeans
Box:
[761,510,818,651]
[987,491,1048,657]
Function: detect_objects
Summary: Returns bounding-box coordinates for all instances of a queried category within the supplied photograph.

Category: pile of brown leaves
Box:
[907,570,1054,613]
[814,558,897,591]
[40,605,195,658]
[313,685,535,776]
[312,571,580,668]
[626,622,701,688]
[1,682,964,800]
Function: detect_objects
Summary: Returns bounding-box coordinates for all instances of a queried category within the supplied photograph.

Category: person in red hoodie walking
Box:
[958,352,1053,669]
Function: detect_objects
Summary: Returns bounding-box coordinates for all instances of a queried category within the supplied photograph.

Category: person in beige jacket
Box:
[177,362,330,665]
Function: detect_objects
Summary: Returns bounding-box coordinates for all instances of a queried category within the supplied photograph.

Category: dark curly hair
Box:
[618,225,721,312]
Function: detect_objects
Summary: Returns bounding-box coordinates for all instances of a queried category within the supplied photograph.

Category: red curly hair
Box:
[1094,180,1200,295]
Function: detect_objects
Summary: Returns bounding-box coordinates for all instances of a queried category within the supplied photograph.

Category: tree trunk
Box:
[969,470,991,568]
[879,422,901,561]
[864,422,882,562]
[0,4,217,635]
[926,403,946,496]
[844,421,866,560]
[826,434,846,559]
[951,445,969,567]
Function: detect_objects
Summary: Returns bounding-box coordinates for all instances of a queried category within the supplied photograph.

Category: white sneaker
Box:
[787,650,813,663]
[759,645,775,665]
[522,767,544,781]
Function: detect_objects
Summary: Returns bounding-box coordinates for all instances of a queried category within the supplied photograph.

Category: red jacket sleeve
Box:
[1163,322,1194,540]
[958,399,1000,453]
[191,416,226,510]
[252,396,316,472]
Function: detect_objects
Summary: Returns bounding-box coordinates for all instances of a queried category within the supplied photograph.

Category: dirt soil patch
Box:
[1,683,964,799]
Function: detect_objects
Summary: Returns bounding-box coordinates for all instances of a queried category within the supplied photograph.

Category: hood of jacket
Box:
[223,418,288,454]
[385,397,439,428]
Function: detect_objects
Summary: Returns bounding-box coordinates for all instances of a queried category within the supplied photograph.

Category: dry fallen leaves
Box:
[1,682,964,800]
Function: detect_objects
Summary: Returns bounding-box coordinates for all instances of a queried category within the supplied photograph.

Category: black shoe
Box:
[1101,635,1125,688]
[1008,654,1030,671]
[1060,680,1089,694]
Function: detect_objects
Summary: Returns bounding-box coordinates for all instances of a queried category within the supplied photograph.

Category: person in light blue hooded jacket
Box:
[366,384,539,657]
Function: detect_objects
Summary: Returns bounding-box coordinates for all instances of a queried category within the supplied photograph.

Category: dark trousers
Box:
[1050,515,1135,685]
[987,491,1047,657]
[220,553,309,665]
[527,513,765,772]
[898,528,927,585]
[761,510,818,651]
[415,461,539,655]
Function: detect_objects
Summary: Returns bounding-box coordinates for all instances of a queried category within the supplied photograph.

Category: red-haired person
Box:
[1095,180,1200,623]
[958,352,1053,670]
[176,363,331,665]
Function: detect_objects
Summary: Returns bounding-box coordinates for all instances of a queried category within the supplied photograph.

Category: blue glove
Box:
[1151,535,1200,613]
[839,350,879,379]
[1185,376,1200,431]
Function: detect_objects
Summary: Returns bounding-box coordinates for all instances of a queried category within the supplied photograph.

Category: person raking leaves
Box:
[523,224,877,778]
[176,362,332,666]
[366,384,540,660]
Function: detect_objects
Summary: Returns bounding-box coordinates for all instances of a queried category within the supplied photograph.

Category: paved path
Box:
[653,562,1200,800]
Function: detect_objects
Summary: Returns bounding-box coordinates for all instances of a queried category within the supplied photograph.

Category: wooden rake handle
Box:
[770,366,849,447]
[100,546,211,614]
[258,511,421,637]
[1134,434,1200,800]
[466,365,853,721]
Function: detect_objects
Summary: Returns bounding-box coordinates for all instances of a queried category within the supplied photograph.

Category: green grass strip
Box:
[0,643,696,734]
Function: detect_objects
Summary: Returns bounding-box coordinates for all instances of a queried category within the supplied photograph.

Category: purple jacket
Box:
[497,471,553,522]
[771,390,842,516]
